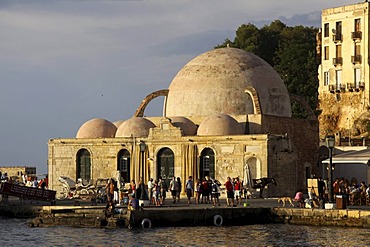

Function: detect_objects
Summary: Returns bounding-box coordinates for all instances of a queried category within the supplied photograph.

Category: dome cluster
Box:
[76,48,291,138]
[76,114,245,138]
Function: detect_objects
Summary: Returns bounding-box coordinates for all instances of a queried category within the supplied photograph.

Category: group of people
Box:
[193,176,222,207]
[0,172,48,190]
[125,175,248,208]
[333,177,370,205]
[293,176,370,208]
[147,176,183,206]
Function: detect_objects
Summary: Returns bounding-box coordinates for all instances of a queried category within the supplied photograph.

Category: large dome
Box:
[115,117,156,138]
[76,118,117,138]
[165,47,291,117]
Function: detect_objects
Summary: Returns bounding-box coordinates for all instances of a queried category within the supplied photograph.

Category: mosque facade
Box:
[48,47,319,198]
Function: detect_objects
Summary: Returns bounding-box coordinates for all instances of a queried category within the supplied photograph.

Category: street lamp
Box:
[326,135,335,203]
[139,141,149,201]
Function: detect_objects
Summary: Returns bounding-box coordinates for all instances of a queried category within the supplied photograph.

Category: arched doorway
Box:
[200,148,215,179]
[76,149,91,180]
[157,148,174,187]
[117,149,130,183]
[245,157,260,179]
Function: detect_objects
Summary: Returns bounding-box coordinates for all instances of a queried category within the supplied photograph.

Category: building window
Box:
[336,21,342,35]
[200,148,215,179]
[355,44,361,56]
[333,21,342,42]
[76,149,91,181]
[336,70,342,87]
[336,44,342,58]
[324,71,330,86]
[324,23,329,37]
[352,44,362,64]
[324,46,329,60]
[355,18,361,32]
[355,68,361,88]
[117,149,130,183]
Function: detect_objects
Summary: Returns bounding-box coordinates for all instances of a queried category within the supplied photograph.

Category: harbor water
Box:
[1,217,370,247]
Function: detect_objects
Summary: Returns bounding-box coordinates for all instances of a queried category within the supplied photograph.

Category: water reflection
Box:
[1,218,370,247]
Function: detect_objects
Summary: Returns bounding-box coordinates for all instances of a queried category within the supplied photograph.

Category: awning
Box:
[322,148,370,165]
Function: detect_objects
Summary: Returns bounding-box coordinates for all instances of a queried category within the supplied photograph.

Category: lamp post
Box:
[139,141,149,201]
[326,135,335,203]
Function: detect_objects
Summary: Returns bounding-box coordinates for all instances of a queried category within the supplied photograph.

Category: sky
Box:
[0,0,357,174]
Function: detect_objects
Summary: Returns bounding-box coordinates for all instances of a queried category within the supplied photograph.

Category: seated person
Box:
[294,190,305,208]
[128,194,139,211]
[105,201,116,218]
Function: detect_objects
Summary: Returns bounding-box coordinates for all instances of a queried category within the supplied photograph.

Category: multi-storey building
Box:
[318,1,370,142]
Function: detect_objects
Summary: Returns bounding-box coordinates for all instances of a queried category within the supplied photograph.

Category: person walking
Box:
[185,176,194,206]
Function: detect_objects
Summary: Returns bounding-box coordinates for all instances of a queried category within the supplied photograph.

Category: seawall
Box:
[22,205,370,229]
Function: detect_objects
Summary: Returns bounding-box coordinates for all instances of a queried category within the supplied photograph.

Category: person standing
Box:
[159,176,167,205]
[211,180,221,207]
[185,176,194,206]
[170,176,178,203]
[129,179,136,197]
[106,178,115,202]
[206,176,212,203]
[201,178,209,203]
[148,178,154,205]
[176,177,182,202]
[317,177,326,201]
[225,177,236,207]
[194,178,201,204]
[234,177,242,205]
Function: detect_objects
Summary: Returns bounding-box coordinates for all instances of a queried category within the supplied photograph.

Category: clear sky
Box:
[0,0,356,174]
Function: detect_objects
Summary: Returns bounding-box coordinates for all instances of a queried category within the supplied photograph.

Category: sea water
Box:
[1,217,370,247]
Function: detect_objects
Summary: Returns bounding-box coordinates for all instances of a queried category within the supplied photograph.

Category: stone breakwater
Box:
[18,205,370,229]
[2,201,370,229]
[273,207,370,228]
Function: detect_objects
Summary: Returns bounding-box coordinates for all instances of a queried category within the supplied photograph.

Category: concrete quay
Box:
[1,196,370,229]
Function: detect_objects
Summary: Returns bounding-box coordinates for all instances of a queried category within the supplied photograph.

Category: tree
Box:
[216,21,319,118]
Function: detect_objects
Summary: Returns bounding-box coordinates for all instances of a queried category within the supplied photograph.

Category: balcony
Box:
[332,34,342,43]
[359,81,365,90]
[337,83,346,93]
[347,82,355,92]
[329,84,335,93]
[351,31,362,40]
[332,57,343,66]
[351,55,362,64]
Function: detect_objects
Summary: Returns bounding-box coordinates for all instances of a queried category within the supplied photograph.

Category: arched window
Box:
[76,149,91,180]
[157,148,174,188]
[200,148,215,179]
[117,149,130,183]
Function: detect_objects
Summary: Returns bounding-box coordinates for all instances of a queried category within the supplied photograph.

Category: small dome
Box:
[113,120,125,128]
[197,114,243,136]
[115,117,156,138]
[76,118,117,138]
[169,116,197,136]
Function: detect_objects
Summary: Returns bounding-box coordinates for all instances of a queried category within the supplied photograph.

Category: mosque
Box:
[48,47,319,198]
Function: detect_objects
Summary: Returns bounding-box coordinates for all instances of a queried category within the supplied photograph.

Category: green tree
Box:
[216,21,319,119]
